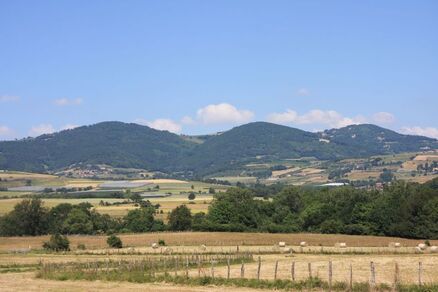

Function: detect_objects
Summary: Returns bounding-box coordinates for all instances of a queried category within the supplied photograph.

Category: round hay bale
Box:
[418,243,427,250]
[299,241,307,247]
[415,246,423,253]
[278,241,286,247]
[199,244,207,251]
[151,243,158,249]
[430,246,438,253]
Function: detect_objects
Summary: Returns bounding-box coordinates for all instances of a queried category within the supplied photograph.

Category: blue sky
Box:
[1,0,437,139]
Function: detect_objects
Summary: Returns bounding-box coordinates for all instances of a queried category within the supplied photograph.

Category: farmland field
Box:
[1,232,438,291]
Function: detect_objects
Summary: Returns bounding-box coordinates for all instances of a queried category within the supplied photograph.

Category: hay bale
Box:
[388,242,401,248]
[418,243,427,250]
[151,243,158,249]
[335,242,347,248]
[164,247,173,254]
[283,247,292,253]
[278,242,286,247]
[415,246,423,253]
[299,241,307,247]
[199,244,207,251]
[430,246,438,253]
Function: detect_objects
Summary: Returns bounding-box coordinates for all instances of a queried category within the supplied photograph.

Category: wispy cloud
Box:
[61,124,79,131]
[400,126,438,139]
[54,98,83,106]
[196,103,254,125]
[373,112,395,124]
[267,109,366,128]
[29,124,55,137]
[0,125,13,137]
[135,118,182,134]
[0,95,20,102]
[296,88,310,96]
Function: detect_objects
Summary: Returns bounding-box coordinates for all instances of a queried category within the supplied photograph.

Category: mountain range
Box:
[0,121,436,177]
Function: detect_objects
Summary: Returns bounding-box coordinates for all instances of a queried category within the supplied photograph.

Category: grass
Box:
[36,265,438,291]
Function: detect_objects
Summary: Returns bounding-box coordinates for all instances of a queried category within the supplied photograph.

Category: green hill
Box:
[0,121,436,176]
[0,121,194,172]
[320,124,437,156]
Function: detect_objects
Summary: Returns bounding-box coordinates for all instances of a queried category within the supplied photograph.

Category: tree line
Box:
[1,178,437,239]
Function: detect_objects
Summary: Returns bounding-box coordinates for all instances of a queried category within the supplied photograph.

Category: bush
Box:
[77,243,86,250]
[107,235,123,248]
[158,239,166,246]
[43,234,70,251]
[188,192,196,200]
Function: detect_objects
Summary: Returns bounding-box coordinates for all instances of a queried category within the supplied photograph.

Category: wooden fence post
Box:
[291,261,295,281]
[349,263,353,292]
[328,261,333,291]
[175,257,178,277]
[185,256,189,278]
[241,261,245,278]
[418,262,422,287]
[227,257,231,280]
[257,257,261,280]
[308,262,312,279]
[211,259,214,279]
[197,255,201,277]
[394,262,399,289]
[274,260,278,280]
[370,261,376,288]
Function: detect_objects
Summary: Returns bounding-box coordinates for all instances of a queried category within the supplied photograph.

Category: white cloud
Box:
[267,109,366,128]
[181,116,195,125]
[61,124,79,130]
[0,125,13,137]
[297,88,310,96]
[29,124,55,137]
[54,98,83,106]
[373,112,395,124]
[400,126,438,139]
[196,103,254,125]
[135,118,182,134]
[0,95,20,102]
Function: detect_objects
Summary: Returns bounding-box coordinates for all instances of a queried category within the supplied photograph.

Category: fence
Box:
[39,254,437,288]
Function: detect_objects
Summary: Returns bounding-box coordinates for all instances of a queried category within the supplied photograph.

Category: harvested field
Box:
[1,232,436,252]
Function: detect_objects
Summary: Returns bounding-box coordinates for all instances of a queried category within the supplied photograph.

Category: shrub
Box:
[107,235,123,248]
[188,192,196,200]
[158,239,166,246]
[77,243,86,250]
[43,234,70,251]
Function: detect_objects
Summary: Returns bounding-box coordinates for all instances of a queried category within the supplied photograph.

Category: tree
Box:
[62,208,94,234]
[188,192,196,200]
[208,187,216,194]
[168,205,192,231]
[123,207,156,232]
[207,188,260,229]
[0,198,48,236]
[43,234,70,251]
[107,234,123,248]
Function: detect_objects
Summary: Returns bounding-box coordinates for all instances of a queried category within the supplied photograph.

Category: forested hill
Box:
[320,124,437,157]
[0,122,194,172]
[0,121,436,175]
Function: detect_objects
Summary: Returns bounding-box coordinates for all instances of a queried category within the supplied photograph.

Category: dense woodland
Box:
[0,122,436,177]
[1,178,437,239]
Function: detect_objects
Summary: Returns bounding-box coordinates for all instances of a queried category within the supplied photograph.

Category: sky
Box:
[1,0,438,140]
